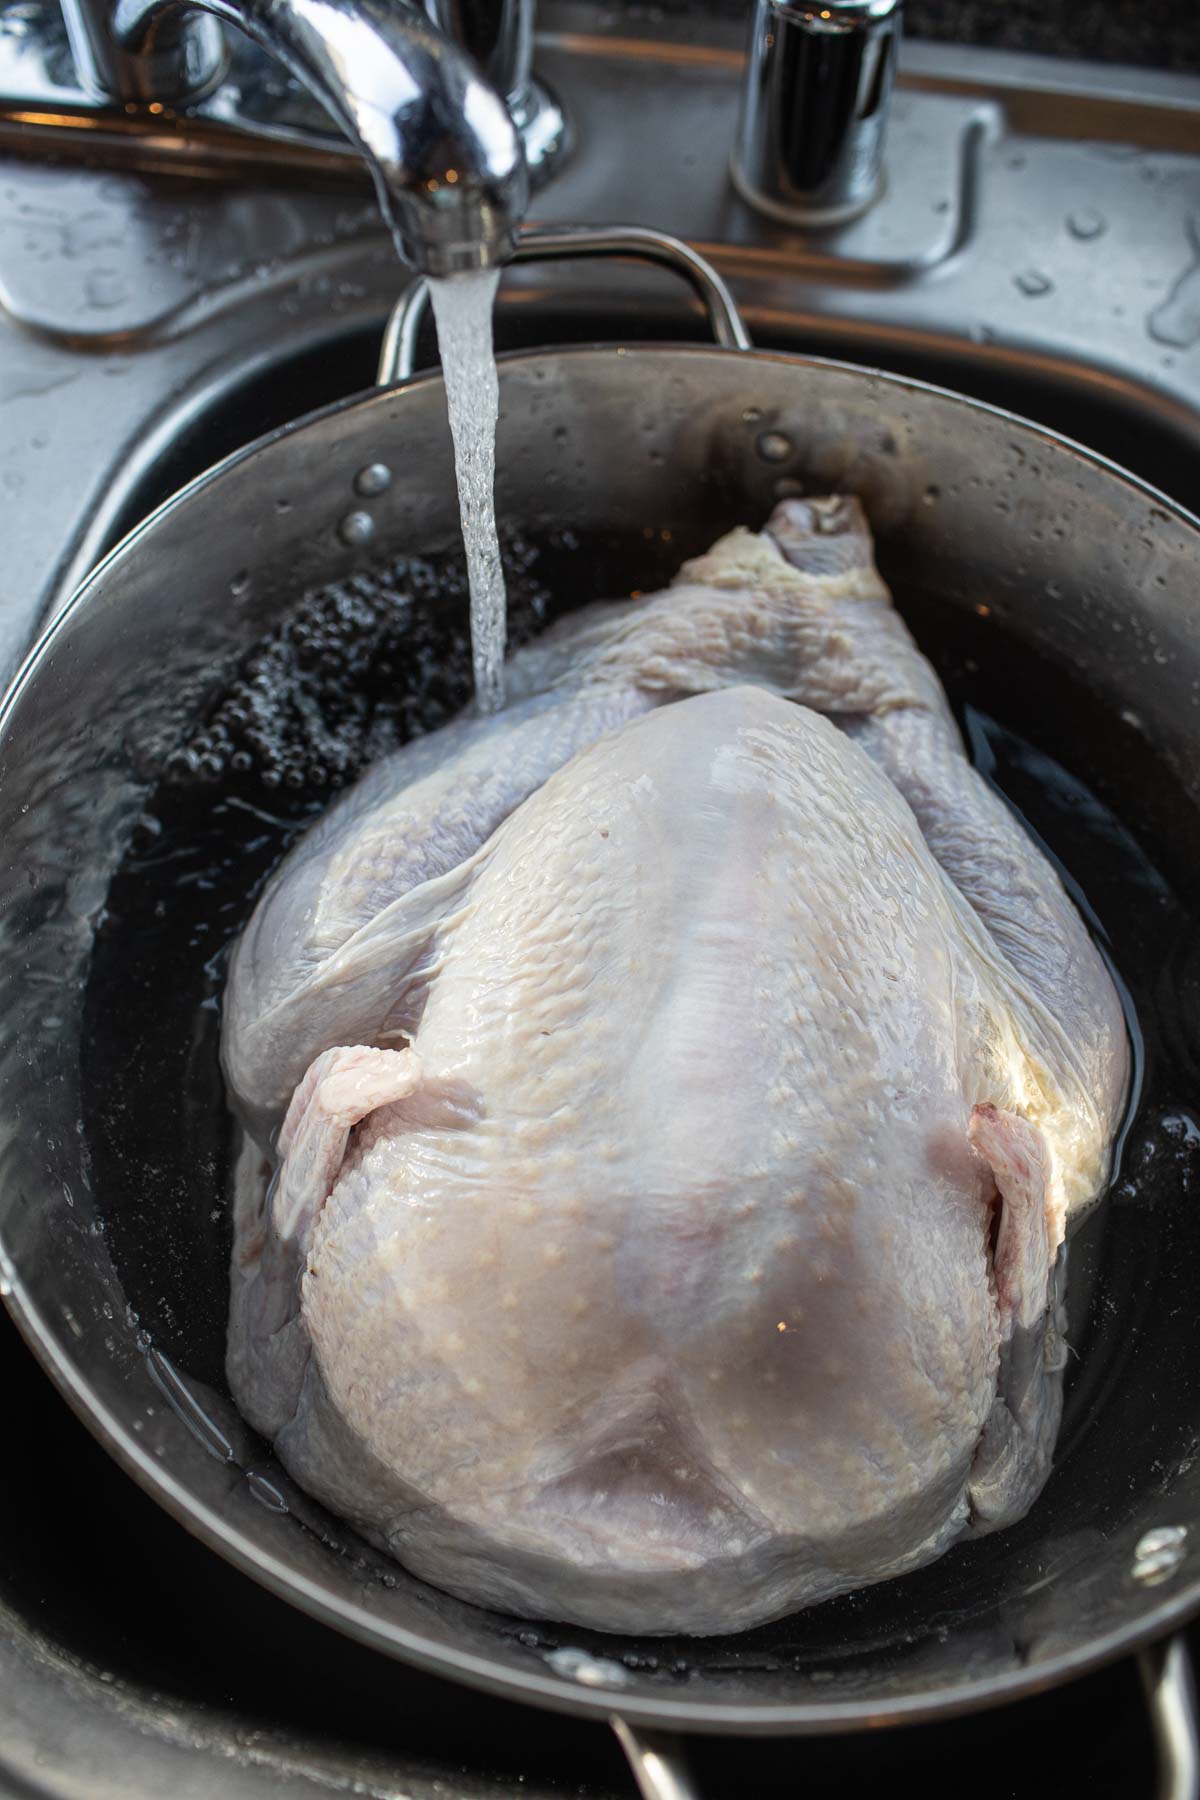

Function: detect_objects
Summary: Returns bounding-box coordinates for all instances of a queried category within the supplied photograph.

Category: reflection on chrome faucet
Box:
[420,0,567,182]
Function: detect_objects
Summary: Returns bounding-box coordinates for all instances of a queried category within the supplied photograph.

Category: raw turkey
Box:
[221,497,1128,1635]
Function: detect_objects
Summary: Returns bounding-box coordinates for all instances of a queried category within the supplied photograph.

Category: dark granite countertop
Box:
[906,0,1200,70]
[614,1,1200,72]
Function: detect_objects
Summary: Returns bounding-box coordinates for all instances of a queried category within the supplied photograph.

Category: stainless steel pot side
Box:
[3,240,1200,1797]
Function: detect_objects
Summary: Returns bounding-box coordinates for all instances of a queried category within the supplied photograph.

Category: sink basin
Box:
[4,9,1200,1798]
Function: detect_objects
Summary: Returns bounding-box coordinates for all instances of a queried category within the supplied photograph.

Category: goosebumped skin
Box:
[222,500,1129,1635]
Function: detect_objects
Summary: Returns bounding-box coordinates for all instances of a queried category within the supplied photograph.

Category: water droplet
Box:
[230,569,250,598]
[922,485,941,506]
[742,406,763,424]
[756,431,793,464]
[971,323,997,344]
[1067,208,1106,242]
[338,510,375,547]
[84,270,128,309]
[1132,1525,1187,1584]
[353,463,392,498]
[1014,269,1053,298]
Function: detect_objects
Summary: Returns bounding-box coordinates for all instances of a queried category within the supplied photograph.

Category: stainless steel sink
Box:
[4,7,1200,1798]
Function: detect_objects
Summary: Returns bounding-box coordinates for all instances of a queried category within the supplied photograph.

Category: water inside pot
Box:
[77,524,1200,1674]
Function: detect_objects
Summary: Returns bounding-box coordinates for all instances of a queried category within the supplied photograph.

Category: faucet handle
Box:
[60,0,226,103]
[732,0,902,228]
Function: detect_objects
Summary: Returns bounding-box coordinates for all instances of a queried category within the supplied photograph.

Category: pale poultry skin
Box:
[221,499,1128,1635]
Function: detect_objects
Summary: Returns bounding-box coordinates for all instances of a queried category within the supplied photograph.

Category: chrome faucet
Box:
[61,0,530,276]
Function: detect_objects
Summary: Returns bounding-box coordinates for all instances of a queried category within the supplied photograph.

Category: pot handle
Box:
[1141,1633,1200,1800]
[611,1635,1200,1800]
[375,223,753,387]
[611,1718,700,1800]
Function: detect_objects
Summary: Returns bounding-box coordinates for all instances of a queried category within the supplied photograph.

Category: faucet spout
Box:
[110,0,528,276]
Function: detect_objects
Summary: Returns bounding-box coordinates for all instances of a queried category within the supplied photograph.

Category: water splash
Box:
[429,270,507,715]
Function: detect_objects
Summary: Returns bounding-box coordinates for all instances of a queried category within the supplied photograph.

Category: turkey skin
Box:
[221,498,1128,1634]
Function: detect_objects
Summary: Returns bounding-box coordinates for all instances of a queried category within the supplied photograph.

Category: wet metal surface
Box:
[3,7,1200,1797]
[1,6,1200,678]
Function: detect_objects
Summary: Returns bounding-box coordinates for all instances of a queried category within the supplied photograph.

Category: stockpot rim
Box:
[4,339,1200,1735]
